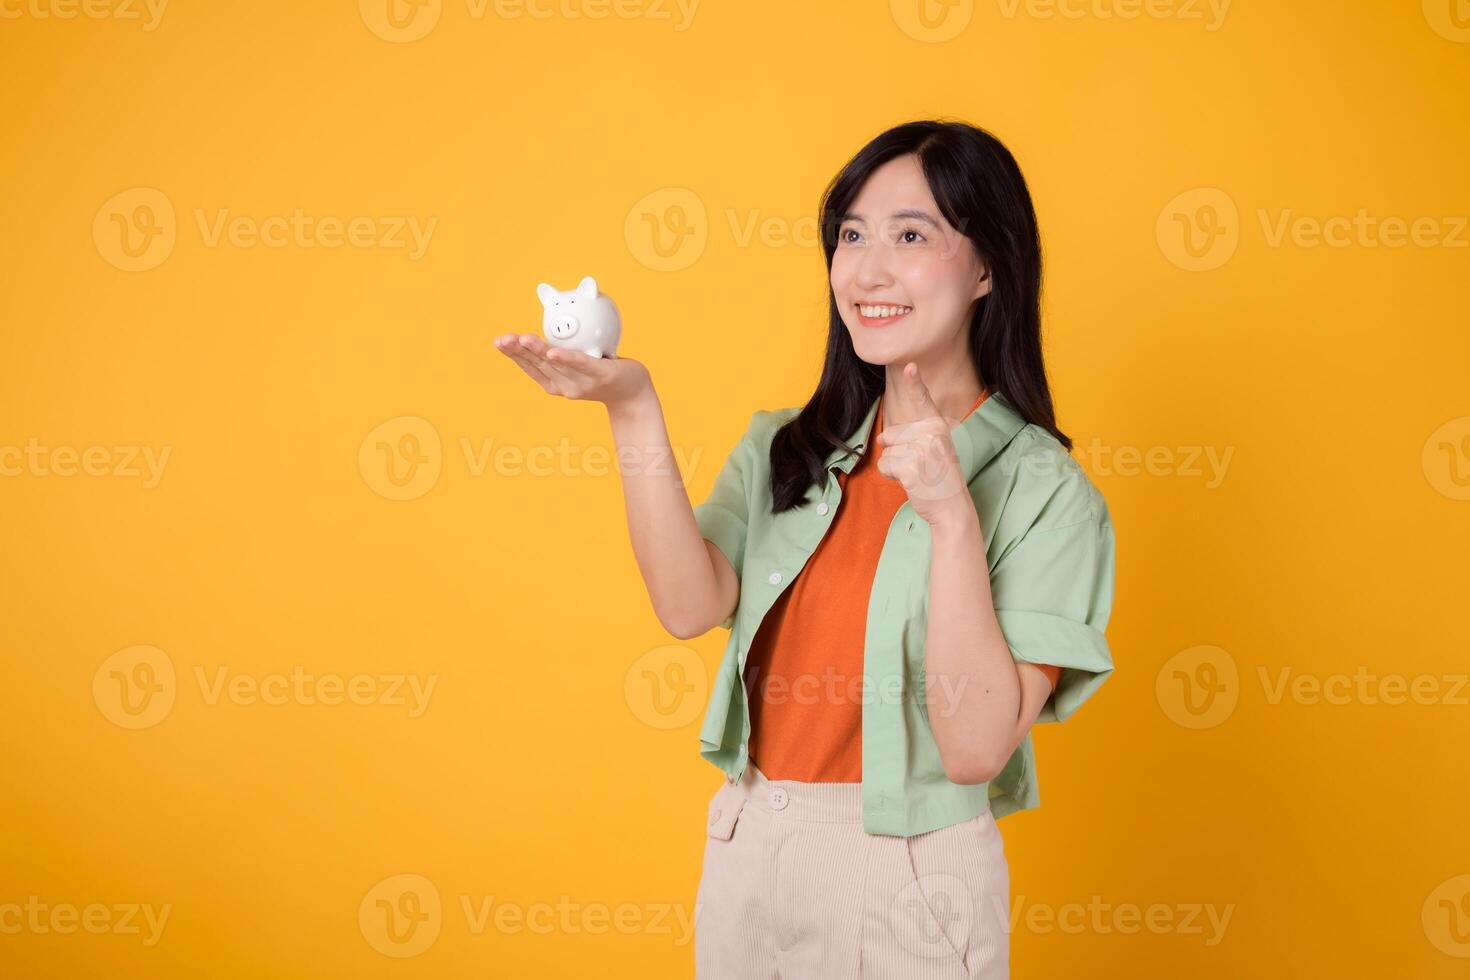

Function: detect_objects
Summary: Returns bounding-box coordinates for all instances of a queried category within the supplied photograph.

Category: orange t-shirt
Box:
[742,388,1062,782]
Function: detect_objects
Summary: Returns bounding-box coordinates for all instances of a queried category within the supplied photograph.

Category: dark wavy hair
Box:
[769,119,1069,514]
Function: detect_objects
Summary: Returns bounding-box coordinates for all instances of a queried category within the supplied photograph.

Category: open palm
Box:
[493,332,650,407]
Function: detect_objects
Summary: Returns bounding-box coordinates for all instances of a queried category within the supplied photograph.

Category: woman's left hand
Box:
[875,362,977,529]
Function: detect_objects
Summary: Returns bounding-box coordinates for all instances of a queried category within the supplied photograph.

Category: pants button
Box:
[768,787,789,810]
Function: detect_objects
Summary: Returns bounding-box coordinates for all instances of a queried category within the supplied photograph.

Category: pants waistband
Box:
[728,763,865,822]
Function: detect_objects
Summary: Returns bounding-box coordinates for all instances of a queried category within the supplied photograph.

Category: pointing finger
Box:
[903,362,941,419]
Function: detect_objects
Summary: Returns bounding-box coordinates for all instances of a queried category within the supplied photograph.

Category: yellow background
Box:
[3,0,1469,975]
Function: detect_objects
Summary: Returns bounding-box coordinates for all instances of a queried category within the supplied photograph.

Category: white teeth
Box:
[859,304,912,318]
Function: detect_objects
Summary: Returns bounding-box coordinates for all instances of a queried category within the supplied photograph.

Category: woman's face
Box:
[830,153,990,368]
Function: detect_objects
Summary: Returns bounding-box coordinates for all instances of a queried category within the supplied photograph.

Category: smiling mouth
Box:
[855,302,912,327]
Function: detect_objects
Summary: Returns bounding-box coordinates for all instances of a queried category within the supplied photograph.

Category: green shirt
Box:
[692,389,1116,837]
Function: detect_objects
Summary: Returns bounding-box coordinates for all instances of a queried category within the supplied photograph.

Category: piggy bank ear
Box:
[575,276,598,300]
[536,282,558,307]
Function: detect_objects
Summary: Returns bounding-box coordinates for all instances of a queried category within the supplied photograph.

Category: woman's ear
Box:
[973,263,993,301]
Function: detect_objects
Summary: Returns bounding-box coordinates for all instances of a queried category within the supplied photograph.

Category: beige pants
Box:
[694,763,1011,979]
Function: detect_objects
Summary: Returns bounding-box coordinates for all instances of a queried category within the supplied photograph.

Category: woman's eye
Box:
[900,229,925,244]
[840,228,861,244]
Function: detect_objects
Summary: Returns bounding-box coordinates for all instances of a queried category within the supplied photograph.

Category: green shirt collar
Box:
[823,388,1029,479]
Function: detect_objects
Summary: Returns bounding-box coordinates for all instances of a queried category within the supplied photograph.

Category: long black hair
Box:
[769,118,1069,515]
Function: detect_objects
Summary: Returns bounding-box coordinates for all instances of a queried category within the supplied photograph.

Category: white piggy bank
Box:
[537,276,621,359]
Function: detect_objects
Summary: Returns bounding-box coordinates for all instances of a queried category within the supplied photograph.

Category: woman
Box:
[495,119,1116,979]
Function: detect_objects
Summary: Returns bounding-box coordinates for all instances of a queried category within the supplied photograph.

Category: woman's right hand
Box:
[496,330,728,637]
[493,332,652,410]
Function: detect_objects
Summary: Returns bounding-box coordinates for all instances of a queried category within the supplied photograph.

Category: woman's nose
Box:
[855,242,893,289]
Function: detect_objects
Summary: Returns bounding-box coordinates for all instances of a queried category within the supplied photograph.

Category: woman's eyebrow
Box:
[840,209,940,226]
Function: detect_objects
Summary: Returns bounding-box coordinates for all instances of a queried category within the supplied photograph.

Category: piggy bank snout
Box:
[547,314,580,339]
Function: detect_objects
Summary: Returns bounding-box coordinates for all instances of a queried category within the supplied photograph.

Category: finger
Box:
[494,333,539,367]
[902,362,941,419]
[880,416,940,445]
[876,444,914,481]
[492,333,524,358]
[879,445,915,471]
[517,334,555,357]
[502,343,561,390]
[518,336,585,389]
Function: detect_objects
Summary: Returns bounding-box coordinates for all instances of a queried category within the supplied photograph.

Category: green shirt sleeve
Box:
[990,512,1116,724]
[692,414,758,630]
